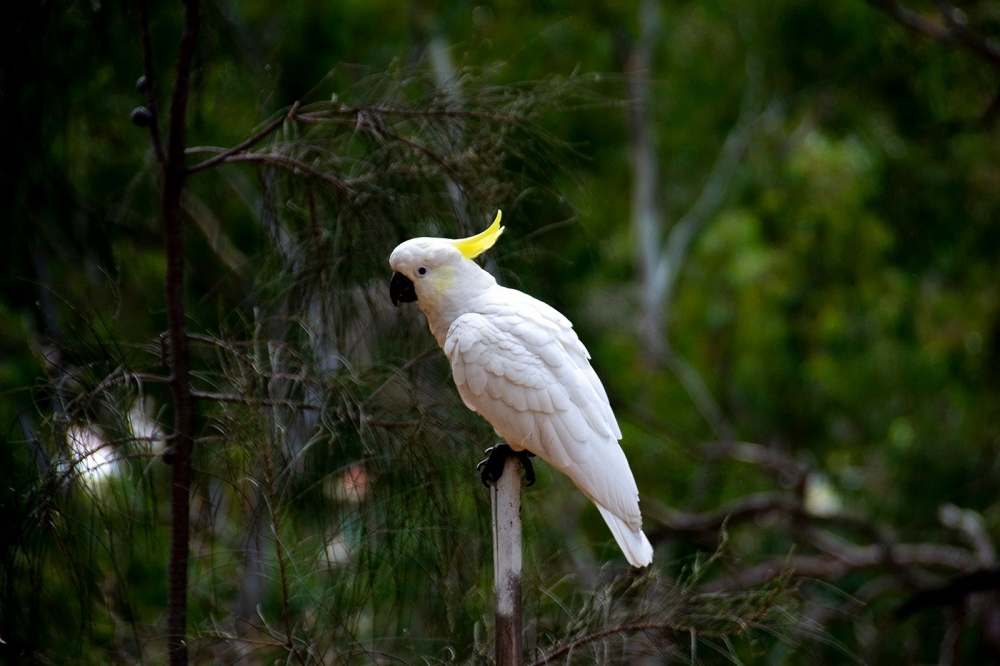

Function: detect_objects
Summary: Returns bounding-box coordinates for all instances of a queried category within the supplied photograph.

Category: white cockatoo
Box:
[389,211,653,567]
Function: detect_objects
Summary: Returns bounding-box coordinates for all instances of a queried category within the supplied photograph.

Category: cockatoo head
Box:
[389,211,504,316]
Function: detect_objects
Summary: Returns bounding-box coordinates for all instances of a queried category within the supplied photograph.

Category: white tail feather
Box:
[596,504,653,567]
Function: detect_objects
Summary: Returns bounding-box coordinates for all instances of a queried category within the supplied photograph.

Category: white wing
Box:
[443,286,652,566]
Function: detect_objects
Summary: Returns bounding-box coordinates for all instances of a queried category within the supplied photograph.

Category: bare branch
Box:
[427,35,473,230]
[75,370,172,403]
[867,0,1000,68]
[939,503,998,567]
[868,0,952,41]
[808,529,982,573]
[646,491,803,535]
[621,0,664,359]
[664,351,736,443]
[186,101,301,174]
[698,538,984,595]
[184,152,354,195]
[647,485,989,599]
[654,53,765,328]
[698,440,808,486]
[897,569,1000,618]
[190,390,322,411]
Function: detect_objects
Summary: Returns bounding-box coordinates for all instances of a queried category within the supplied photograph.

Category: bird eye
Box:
[417,267,428,276]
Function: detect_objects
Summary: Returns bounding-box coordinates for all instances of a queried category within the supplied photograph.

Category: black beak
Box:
[390,271,417,306]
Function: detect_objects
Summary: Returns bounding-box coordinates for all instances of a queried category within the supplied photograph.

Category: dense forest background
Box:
[3,0,1000,663]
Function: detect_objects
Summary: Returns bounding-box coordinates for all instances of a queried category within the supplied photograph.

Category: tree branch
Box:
[897,569,1000,618]
[698,440,808,486]
[645,491,803,535]
[189,391,419,429]
[161,0,201,663]
[646,485,989,598]
[653,53,764,330]
[184,151,354,196]
[697,539,983,595]
[868,0,1000,68]
[186,101,301,174]
[190,390,322,411]
[939,503,997,567]
[664,351,736,443]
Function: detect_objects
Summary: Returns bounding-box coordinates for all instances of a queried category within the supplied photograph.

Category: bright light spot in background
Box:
[127,397,166,452]
[324,463,369,504]
[804,472,843,517]
[66,424,119,487]
[324,534,352,567]
[322,463,370,567]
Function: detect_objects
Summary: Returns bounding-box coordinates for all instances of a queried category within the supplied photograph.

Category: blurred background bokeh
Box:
[3,0,1000,663]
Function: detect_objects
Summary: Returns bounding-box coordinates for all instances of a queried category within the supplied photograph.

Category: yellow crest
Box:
[451,211,505,259]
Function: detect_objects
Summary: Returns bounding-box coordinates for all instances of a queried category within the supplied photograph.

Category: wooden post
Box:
[491,453,523,666]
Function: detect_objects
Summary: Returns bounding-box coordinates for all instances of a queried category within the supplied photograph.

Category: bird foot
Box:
[477,444,536,487]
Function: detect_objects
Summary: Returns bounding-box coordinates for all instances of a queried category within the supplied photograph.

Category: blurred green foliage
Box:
[3,0,1000,663]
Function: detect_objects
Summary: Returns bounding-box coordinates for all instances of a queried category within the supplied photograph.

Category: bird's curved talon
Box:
[478,445,507,487]
[478,444,536,487]
[521,453,536,487]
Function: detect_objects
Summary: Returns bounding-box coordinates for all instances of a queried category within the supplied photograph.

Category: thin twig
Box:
[259,398,304,664]
[91,370,172,393]
[646,491,803,534]
[186,101,302,174]
[190,390,419,429]
[189,152,354,195]
[136,0,166,165]
[294,102,521,124]
[936,0,1000,67]
[868,0,1000,67]
[698,440,808,485]
[191,390,322,410]
[654,53,764,330]
[529,623,676,666]
[365,346,440,405]
[665,351,736,443]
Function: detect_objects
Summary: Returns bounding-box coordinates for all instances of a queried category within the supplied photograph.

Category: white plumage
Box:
[389,212,653,567]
